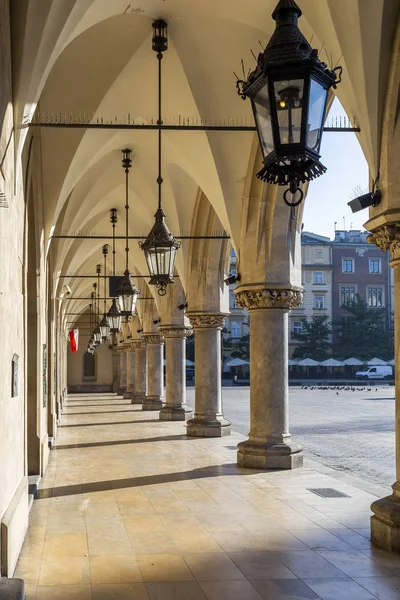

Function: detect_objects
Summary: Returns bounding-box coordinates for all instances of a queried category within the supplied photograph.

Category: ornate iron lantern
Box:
[237,0,342,207]
[107,297,122,333]
[116,149,140,315]
[139,20,180,296]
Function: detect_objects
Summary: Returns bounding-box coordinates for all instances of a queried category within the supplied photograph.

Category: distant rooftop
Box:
[332,230,369,244]
[301,231,331,244]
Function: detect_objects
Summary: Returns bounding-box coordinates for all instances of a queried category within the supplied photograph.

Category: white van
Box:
[355,366,393,380]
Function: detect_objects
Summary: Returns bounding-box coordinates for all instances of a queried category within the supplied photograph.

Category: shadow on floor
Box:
[53,433,189,450]
[60,419,161,428]
[37,462,253,499]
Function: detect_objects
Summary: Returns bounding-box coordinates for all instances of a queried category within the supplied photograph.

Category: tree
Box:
[333,295,394,360]
[224,334,250,362]
[291,316,332,360]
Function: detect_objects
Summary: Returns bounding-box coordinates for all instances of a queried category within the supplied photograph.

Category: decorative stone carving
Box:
[142,333,164,344]
[187,313,227,329]
[367,224,400,255]
[235,288,303,310]
[159,327,193,339]
[132,340,144,349]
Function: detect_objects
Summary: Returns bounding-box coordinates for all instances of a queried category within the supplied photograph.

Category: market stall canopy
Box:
[225,358,250,367]
[297,359,320,367]
[343,358,364,366]
[367,357,387,366]
[288,360,298,366]
[320,358,345,367]
[388,359,395,366]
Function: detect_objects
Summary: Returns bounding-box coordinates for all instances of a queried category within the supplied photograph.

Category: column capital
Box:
[142,333,164,344]
[132,340,144,349]
[186,312,228,329]
[159,326,193,339]
[367,223,400,258]
[234,285,303,311]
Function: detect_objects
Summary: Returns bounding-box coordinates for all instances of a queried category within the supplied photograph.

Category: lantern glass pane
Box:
[156,246,171,276]
[274,79,304,145]
[252,82,274,158]
[145,249,159,277]
[307,79,328,151]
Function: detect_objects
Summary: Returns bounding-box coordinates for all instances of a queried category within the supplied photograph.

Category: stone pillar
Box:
[235,287,303,469]
[131,341,147,405]
[368,226,400,551]
[112,350,120,393]
[123,347,136,399]
[142,334,164,411]
[159,327,193,421]
[186,313,230,437]
[118,348,127,396]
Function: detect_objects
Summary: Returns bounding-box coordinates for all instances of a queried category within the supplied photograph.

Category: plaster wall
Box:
[67,325,113,392]
[0,0,28,575]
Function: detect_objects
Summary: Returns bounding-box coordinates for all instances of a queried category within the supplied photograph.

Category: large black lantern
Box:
[237,0,342,207]
[116,149,140,315]
[140,208,180,296]
[140,20,180,296]
[107,297,122,333]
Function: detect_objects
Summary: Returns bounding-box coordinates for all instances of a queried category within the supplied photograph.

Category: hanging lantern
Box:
[107,297,122,333]
[140,20,180,296]
[140,208,180,296]
[93,324,101,343]
[237,0,342,208]
[99,313,110,340]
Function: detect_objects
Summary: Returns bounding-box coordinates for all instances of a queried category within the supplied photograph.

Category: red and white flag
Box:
[69,329,79,353]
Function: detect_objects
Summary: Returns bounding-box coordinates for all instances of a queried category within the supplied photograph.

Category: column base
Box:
[142,396,164,411]
[371,486,400,552]
[237,439,303,470]
[187,416,231,438]
[123,390,133,400]
[159,406,192,421]
[117,387,125,396]
[131,394,144,405]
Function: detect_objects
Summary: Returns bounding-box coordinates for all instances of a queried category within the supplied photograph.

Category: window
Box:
[230,295,238,309]
[230,268,237,276]
[369,259,381,274]
[313,271,324,284]
[314,296,324,309]
[367,287,383,307]
[340,286,356,306]
[231,322,241,338]
[342,259,354,273]
[293,321,303,335]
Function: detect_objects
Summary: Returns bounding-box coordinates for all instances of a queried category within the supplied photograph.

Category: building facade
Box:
[289,230,392,357]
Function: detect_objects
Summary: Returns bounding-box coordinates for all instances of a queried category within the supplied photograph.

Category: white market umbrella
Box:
[288,359,298,366]
[367,357,387,366]
[297,358,320,367]
[388,359,395,366]
[225,358,250,367]
[163,359,195,366]
[320,358,345,367]
[343,358,364,366]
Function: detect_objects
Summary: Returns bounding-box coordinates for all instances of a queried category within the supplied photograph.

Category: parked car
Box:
[355,366,393,380]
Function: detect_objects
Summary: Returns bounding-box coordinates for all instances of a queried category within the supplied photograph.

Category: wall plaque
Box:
[11,354,18,397]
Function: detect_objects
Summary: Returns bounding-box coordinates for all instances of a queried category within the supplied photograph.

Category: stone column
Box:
[118,348,127,396]
[368,226,400,551]
[142,334,164,411]
[112,350,120,393]
[235,287,303,469]
[131,340,147,405]
[159,327,193,421]
[123,347,136,399]
[186,313,230,437]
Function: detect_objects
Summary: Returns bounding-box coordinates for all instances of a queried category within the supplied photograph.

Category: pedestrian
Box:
[233,374,238,386]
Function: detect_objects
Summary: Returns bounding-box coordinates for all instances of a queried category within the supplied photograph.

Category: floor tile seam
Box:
[311,547,399,577]
[351,577,393,600]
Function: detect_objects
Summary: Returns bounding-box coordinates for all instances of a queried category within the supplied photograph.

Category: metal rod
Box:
[57,274,180,278]
[24,122,360,133]
[62,297,154,300]
[158,50,163,210]
[51,235,230,240]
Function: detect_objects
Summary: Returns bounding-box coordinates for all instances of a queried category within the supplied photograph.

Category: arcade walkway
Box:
[15,394,400,599]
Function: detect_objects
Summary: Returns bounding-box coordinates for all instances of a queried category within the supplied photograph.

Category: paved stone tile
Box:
[251,579,320,600]
[304,577,377,599]
[354,577,400,600]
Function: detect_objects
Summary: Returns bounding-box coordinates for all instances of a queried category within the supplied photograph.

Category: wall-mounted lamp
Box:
[178,303,188,311]
[348,189,381,214]
[153,318,161,325]
[224,273,241,286]
[137,329,143,334]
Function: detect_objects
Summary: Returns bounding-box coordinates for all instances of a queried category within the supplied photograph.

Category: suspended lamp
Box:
[107,208,122,333]
[237,0,342,208]
[116,149,140,315]
[87,302,95,354]
[139,20,180,296]
[99,245,111,341]
[93,273,101,344]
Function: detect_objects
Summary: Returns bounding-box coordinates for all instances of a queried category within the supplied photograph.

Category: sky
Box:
[302,98,369,240]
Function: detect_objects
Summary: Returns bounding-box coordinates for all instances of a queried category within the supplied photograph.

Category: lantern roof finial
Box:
[272,0,302,20]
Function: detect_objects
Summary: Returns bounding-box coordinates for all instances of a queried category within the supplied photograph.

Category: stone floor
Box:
[15,393,400,600]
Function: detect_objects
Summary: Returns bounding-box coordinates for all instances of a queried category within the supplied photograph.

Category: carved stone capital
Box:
[132,340,144,349]
[159,327,193,339]
[142,333,164,344]
[187,312,228,329]
[234,287,303,310]
[367,224,400,256]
